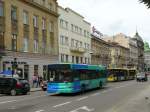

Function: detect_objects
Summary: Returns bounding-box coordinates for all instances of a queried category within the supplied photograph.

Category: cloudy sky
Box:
[58,0,150,43]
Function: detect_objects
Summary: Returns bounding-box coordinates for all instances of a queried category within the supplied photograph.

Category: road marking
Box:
[107,89,113,92]
[70,106,95,112]
[76,96,89,101]
[17,95,46,102]
[101,90,108,93]
[53,101,71,108]
[35,110,45,112]
[0,100,17,104]
[91,93,100,96]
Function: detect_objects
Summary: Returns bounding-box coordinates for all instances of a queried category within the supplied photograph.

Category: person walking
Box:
[39,76,43,87]
[32,74,38,88]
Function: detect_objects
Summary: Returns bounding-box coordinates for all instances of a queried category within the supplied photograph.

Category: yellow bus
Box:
[107,68,136,82]
[127,69,136,80]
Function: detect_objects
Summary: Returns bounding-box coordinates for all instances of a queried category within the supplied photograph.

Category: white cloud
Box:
[58,0,150,43]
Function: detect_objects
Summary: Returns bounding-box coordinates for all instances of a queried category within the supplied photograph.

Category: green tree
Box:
[144,42,150,52]
[139,0,150,8]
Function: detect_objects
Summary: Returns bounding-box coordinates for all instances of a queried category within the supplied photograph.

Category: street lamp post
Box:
[12,58,17,77]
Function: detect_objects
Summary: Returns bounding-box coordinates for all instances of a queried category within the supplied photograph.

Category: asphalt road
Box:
[0,80,150,112]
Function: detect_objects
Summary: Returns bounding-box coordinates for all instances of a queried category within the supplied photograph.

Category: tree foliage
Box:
[144,42,150,52]
[139,0,150,8]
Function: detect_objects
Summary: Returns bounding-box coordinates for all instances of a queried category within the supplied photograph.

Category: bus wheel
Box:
[99,82,102,89]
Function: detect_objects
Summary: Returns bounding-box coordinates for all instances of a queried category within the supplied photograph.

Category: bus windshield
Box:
[48,69,73,82]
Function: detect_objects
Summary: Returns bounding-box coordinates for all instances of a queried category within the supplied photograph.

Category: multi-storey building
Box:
[58,6,91,64]
[104,33,138,69]
[91,34,111,67]
[108,42,130,68]
[0,0,59,81]
[132,32,144,71]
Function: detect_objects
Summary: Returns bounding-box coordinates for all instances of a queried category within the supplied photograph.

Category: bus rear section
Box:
[107,68,128,82]
[127,69,136,80]
[47,64,107,94]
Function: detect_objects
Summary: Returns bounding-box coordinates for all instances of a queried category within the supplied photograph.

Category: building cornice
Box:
[21,0,59,17]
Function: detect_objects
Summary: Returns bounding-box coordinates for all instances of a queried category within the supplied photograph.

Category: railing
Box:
[70,47,86,53]
[24,24,29,32]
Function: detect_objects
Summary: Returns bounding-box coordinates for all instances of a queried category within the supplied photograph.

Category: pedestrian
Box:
[32,74,38,88]
[39,76,43,87]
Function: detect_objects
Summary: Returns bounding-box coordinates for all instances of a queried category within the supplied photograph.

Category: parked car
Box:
[0,77,30,96]
[136,72,148,82]
[41,81,47,91]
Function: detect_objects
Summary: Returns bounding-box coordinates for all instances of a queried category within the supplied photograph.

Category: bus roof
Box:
[108,68,128,70]
[48,64,105,70]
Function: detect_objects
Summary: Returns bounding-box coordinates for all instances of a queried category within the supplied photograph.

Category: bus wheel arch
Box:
[99,81,103,89]
[81,84,86,93]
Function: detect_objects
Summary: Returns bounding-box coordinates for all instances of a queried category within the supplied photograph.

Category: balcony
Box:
[70,47,86,53]
[24,24,29,32]
[78,47,86,53]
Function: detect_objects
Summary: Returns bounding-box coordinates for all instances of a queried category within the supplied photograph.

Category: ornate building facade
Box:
[0,0,59,81]
[108,42,130,68]
[91,34,111,67]
[132,32,144,71]
[104,33,138,69]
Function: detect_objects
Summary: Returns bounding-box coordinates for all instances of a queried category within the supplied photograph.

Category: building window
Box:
[42,38,46,54]
[87,32,90,37]
[60,19,68,29]
[76,56,79,64]
[65,37,69,45]
[42,18,46,30]
[49,21,53,32]
[61,54,64,62]
[34,39,38,53]
[0,2,4,17]
[85,57,87,64]
[71,24,74,31]
[66,55,69,62]
[80,42,82,47]
[79,28,82,35]
[81,57,83,63]
[11,6,17,20]
[34,65,38,75]
[33,15,38,28]
[84,30,86,37]
[60,35,68,46]
[72,56,74,63]
[11,34,17,51]
[23,37,28,52]
[23,11,29,25]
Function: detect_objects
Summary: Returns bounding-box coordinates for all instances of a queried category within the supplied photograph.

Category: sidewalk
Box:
[107,84,150,112]
[30,87,42,92]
